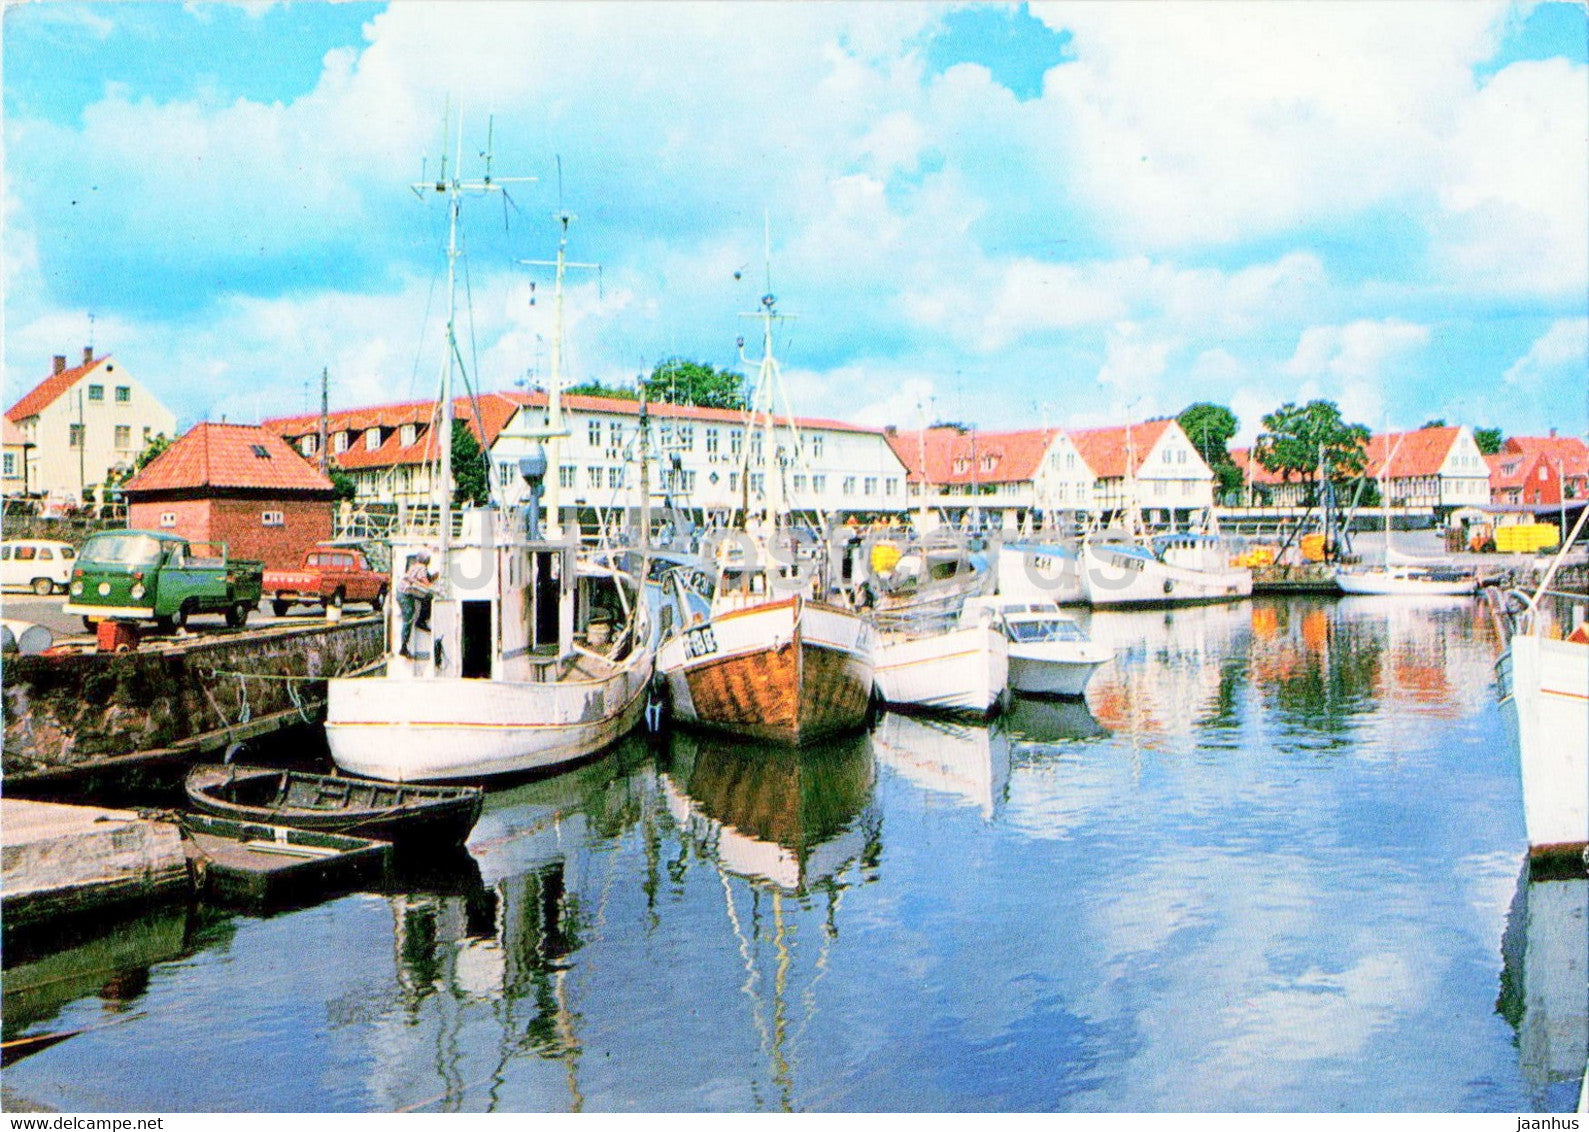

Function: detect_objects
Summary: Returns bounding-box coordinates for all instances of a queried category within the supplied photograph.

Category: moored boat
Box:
[180,812,391,909]
[1335,555,1477,596]
[1083,532,1253,607]
[185,764,483,845]
[967,596,1112,696]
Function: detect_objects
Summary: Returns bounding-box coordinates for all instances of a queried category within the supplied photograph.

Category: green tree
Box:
[564,379,638,400]
[451,421,491,507]
[1254,400,1370,499]
[327,466,357,502]
[643,358,747,410]
[1178,403,1242,500]
[1473,427,1503,455]
[1421,418,1448,429]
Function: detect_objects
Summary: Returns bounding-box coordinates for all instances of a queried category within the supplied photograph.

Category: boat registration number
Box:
[684,626,719,659]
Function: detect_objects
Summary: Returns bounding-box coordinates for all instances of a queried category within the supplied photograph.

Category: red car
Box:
[264,545,386,617]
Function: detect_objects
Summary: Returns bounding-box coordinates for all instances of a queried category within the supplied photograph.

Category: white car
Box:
[1,539,77,595]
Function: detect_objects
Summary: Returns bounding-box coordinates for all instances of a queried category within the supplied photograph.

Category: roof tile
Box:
[124,422,335,495]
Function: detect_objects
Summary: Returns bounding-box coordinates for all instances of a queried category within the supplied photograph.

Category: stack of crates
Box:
[1494,523,1560,553]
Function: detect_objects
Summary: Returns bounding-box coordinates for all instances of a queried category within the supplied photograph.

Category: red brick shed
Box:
[123,423,336,569]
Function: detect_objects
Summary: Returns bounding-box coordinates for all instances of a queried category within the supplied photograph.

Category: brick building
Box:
[122,422,335,569]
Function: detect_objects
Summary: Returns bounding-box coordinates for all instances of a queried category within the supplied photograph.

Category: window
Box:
[87,384,104,402]
[979,456,994,473]
[729,472,739,491]
[682,470,696,492]
[559,465,576,489]
[608,466,623,489]
[115,425,132,448]
[37,548,54,561]
[15,546,35,560]
[678,424,694,450]
[69,424,84,448]
[364,428,380,451]
[750,473,764,495]
[498,462,515,488]
[400,424,417,446]
[0,546,9,560]
[262,510,285,527]
[608,421,624,448]
[1177,449,1187,464]
[1163,448,1172,464]
[2,454,13,477]
[300,436,318,457]
[793,474,807,492]
[811,435,824,458]
[864,476,878,495]
[730,429,743,456]
[843,475,856,496]
[953,458,969,475]
[706,428,719,455]
[588,421,602,446]
[160,511,177,528]
[812,474,826,493]
[250,443,271,459]
[587,466,602,488]
[886,478,897,496]
[333,431,349,454]
[115,386,130,403]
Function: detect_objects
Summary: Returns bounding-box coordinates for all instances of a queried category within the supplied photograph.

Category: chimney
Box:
[52,355,66,375]
[1550,428,1558,438]
[83,346,94,365]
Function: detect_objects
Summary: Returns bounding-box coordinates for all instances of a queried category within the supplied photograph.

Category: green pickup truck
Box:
[65,530,265,632]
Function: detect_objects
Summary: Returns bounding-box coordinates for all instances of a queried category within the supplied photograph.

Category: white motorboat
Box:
[326,138,651,782]
[871,613,1008,717]
[965,596,1112,696]
[1497,505,1589,861]
[1083,532,1253,607]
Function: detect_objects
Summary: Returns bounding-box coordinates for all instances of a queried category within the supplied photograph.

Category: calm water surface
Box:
[5,595,1585,1112]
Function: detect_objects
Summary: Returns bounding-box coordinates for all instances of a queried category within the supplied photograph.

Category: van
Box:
[1,539,78,595]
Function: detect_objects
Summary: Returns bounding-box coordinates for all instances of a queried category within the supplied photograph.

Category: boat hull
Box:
[1083,545,1252,607]
[1335,570,1476,596]
[1500,634,1589,859]
[873,623,1007,716]
[659,597,874,745]
[1007,645,1110,696]
[324,655,652,782]
[184,765,483,845]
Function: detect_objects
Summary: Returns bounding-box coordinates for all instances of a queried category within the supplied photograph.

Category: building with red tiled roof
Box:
[3,418,33,498]
[5,348,176,502]
[123,423,335,569]
[1364,425,1490,512]
[1229,447,1310,507]
[885,418,1214,526]
[266,387,910,521]
[1501,432,1587,502]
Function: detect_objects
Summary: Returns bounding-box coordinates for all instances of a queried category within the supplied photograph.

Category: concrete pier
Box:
[1,799,189,932]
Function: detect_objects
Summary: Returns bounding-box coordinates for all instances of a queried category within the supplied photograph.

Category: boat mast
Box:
[520,169,595,539]
[412,109,533,564]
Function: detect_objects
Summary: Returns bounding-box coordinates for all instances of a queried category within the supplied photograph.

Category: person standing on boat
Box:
[397,549,437,658]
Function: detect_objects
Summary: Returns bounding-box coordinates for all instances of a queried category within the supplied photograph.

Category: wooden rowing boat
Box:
[185,764,483,845]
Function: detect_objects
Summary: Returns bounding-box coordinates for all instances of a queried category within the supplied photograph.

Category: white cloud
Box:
[1503,317,1589,394]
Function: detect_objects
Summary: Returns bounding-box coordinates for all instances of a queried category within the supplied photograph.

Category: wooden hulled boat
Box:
[656,585,874,745]
[185,764,483,845]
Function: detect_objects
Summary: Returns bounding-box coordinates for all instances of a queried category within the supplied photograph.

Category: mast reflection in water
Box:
[1,595,1579,1113]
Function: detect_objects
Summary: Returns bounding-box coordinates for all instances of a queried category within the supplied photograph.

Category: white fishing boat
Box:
[1083,531,1254,607]
[1497,507,1589,861]
[995,540,1087,605]
[326,133,651,783]
[871,611,1008,717]
[964,596,1112,696]
[651,260,874,745]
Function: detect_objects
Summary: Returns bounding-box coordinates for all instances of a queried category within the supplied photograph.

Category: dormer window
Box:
[362,427,380,451]
[333,431,349,454]
[953,458,970,475]
[980,455,995,473]
[300,435,318,457]
[400,424,417,446]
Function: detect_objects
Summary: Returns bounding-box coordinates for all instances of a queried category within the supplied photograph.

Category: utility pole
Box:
[77,387,86,502]
[318,366,329,472]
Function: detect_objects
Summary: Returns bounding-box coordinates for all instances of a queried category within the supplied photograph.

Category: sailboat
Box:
[652,264,875,746]
[1335,430,1476,596]
[1496,505,1589,862]
[325,131,652,783]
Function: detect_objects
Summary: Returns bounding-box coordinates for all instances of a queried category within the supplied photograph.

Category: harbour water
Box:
[4,594,1584,1113]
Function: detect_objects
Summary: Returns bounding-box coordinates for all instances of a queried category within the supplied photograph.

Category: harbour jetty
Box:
[3,615,385,794]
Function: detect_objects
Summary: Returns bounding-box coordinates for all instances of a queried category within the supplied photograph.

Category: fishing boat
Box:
[1497,507,1589,862]
[965,596,1112,696]
[651,270,874,745]
[325,130,652,783]
[185,764,483,845]
[871,606,1007,717]
[1083,530,1253,607]
[1335,550,1476,595]
[995,540,1087,605]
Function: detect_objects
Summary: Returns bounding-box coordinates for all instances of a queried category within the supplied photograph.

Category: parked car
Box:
[1,540,77,595]
[65,530,265,632]
[264,545,387,617]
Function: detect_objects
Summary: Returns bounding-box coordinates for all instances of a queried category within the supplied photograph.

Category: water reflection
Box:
[872,711,1011,820]
[1002,695,1109,745]
[661,730,880,894]
[1498,864,1589,1105]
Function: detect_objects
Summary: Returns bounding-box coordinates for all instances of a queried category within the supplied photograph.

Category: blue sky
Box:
[4,1,1586,443]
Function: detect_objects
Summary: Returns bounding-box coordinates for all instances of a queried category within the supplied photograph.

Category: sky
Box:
[4,1,1587,445]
